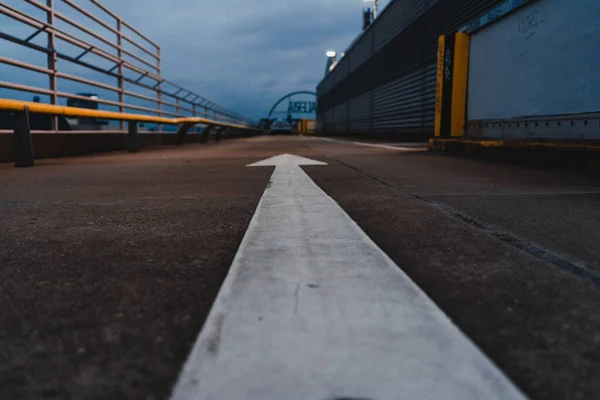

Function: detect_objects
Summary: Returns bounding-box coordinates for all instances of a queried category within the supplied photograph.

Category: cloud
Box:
[1,0,390,119]
[100,0,390,119]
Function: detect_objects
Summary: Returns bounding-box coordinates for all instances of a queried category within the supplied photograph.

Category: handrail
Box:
[0,0,254,128]
[0,3,158,75]
[0,99,252,130]
[0,81,180,117]
[60,0,158,60]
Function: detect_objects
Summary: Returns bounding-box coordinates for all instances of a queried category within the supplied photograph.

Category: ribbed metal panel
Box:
[331,68,339,88]
[336,56,349,82]
[348,31,373,73]
[374,0,438,51]
[333,102,348,134]
[420,64,438,128]
[323,108,334,133]
[316,0,507,138]
[348,91,371,133]
[371,64,437,132]
[319,73,334,96]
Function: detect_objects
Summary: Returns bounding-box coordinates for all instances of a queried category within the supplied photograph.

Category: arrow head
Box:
[247,153,328,167]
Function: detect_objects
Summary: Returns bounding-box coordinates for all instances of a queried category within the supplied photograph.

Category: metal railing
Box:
[2,96,259,168]
[0,0,254,132]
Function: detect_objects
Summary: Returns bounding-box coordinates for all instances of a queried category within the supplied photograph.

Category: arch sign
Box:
[268,91,317,119]
[287,100,316,114]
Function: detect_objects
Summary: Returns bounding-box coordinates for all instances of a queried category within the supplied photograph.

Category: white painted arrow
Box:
[170,154,526,400]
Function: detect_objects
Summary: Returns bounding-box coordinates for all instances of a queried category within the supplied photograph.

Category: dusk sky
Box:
[0,0,391,120]
[107,0,391,119]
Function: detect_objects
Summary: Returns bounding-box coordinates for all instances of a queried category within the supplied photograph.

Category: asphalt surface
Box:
[1,136,600,400]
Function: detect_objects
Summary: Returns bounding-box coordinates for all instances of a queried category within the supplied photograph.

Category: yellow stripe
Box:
[450,33,470,137]
[0,98,250,130]
[434,35,446,137]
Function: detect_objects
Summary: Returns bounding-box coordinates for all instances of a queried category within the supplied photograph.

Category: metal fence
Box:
[0,0,253,132]
[317,0,507,139]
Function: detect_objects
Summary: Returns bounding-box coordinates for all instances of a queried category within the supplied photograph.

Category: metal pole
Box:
[13,108,35,167]
[126,121,140,152]
[117,18,124,130]
[176,98,180,118]
[46,0,58,130]
[373,0,379,19]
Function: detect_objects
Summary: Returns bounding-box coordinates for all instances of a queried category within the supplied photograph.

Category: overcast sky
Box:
[100,0,391,119]
[0,0,390,120]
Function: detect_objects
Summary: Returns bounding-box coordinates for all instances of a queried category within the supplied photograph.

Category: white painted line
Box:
[316,136,427,151]
[170,153,527,400]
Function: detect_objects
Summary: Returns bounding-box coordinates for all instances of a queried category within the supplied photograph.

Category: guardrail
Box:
[0,0,254,132]
[2,98,259,167]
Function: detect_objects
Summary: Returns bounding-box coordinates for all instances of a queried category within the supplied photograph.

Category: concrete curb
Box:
[428,138,600,169]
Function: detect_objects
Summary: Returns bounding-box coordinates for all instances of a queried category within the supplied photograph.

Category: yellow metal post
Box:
[451,33,470,137]
[434,33,470,138]
[434,35,445,137]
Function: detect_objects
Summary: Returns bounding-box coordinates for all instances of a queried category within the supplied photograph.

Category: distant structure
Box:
[363,0,379,29]
[363,8,373,30]
[261,91,317,130]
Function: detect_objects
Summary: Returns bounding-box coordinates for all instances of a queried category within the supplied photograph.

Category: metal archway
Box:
[267,91,317,118]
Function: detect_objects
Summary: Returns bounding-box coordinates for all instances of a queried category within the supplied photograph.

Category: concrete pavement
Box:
[1,136,599,400]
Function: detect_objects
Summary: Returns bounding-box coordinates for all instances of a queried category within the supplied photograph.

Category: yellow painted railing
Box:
[0,98,252,130]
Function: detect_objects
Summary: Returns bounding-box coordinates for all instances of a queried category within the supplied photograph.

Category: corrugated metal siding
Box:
[372,63,437,132]
[348,31,373,74]
[336,56,349,82]
[323,108,334,133]
[420,64,438,129]
[374,0,438,51]
[317,0,506,138]
[331,67,338,87]
[348,91,371,133]
[318,73,334,96]
[333,102,348,134]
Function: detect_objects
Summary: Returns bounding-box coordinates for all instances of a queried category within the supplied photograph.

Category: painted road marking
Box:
[316,137,427,151]
[170,153,527,400]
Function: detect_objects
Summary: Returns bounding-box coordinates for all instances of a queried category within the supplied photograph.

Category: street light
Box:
[325,50,337,76]
[363,0,379,20]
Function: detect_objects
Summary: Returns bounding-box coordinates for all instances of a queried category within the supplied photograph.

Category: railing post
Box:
[176,122,194,146]
[46,0,58,131]
[200,124,213,143]
[214,126,222,142]
[193,103,196,117]
[13,108,35,168]
[126,121,140,152]
[176,97,181,118]
[117,18,125,131]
